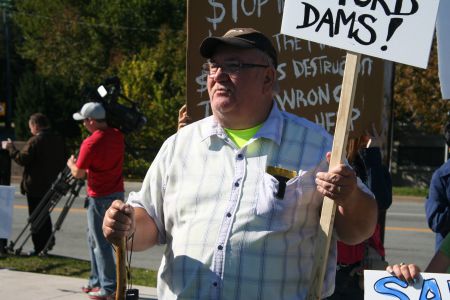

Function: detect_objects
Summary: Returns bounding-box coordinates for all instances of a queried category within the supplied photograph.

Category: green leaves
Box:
[7,0,186,177]
[394,38,450,134]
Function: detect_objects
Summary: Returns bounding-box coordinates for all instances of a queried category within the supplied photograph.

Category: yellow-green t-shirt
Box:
[224,123,263,148]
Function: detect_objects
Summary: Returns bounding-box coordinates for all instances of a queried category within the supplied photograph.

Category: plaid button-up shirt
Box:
[128,102,370,299]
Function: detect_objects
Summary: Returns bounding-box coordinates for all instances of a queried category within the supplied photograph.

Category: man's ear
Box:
[262,67,275,92]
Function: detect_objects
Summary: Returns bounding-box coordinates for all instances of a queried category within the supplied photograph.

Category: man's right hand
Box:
[103,200,135,246]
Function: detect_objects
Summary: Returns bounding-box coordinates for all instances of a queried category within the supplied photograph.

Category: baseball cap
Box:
[73,102,105,120]
[200,28,278,67]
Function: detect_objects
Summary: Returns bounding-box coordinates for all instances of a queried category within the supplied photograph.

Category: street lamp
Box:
[1,0,13,130]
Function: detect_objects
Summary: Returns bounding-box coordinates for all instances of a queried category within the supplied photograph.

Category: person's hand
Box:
[315,152,357,205]
[386,263,420,284]
[102,200,135,246]
[177,104,191,131]
[365,123,382,148]
[5,138,15,151]
[67,155,76,167]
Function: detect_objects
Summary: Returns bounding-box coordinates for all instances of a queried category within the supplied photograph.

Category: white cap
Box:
[73,102,105,120]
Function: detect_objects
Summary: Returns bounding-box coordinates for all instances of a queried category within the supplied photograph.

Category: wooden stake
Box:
[307,51,361,300]
[115,238,127,300]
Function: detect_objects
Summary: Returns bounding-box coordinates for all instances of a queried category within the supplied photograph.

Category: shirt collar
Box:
[200,100,284,145]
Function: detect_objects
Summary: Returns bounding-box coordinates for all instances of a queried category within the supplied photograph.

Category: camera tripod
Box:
[7,167,84,256]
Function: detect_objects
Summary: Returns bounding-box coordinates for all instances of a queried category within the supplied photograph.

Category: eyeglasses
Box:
[202,61,269,77]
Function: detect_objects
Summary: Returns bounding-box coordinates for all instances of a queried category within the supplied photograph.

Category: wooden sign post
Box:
[307,51,360,300]
[280,0,440,298]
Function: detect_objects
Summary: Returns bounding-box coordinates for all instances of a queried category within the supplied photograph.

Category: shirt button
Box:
[226,212,232,217]
[234,182,239,187]
[213,282,218,287]
[218,245,223,250]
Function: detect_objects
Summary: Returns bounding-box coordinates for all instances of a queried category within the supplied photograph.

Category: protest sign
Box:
[436,1,450,100]
[186,0,386,137]
[365,270,450,299]
[280,1,440,299]
[281,0,440,69]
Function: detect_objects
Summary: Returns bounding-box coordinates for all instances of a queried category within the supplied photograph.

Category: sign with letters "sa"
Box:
[281,0,440,69]
[365,270,450,299]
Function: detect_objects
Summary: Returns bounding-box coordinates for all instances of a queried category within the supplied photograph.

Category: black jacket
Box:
[10,129,66,197]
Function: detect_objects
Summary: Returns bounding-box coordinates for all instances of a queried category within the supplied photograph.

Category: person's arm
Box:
[425,170,450,235]
[67,154,86,179]
[103,200,158,251]
[177,104,191,131]
[425,249,450,273]
[315,152,378,245]
[360,147,392,210]
[7,138,35,166]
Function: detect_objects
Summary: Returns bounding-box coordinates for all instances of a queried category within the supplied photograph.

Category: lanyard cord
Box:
[126,233,135,290]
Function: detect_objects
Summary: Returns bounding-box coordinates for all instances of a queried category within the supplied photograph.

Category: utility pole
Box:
[1,0,13,130]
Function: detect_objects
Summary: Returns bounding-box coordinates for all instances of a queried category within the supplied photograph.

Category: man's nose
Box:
[211,67,229,81]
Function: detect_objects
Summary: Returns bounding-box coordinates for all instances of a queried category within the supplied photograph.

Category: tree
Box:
[10,0,187,177]
[394,37,449,134]
[14,70,81,143]
[13,0,186,86]
[117,26,186,178]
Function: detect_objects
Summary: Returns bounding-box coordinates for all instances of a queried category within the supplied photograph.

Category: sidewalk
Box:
[0,269,158,300]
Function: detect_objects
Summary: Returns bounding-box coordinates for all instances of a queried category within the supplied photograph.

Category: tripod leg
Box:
[13,193,60,255]
[9,168,73,255]
[40,179,85,255]
[40,193,77,255]
[7,189,56,252]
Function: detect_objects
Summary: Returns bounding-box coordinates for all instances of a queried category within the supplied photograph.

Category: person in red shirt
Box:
[67,102,124,300]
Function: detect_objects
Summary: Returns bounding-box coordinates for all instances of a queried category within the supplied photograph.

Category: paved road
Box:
[384,199,434,270]
[7,181,165,270]
[6,182,434,272]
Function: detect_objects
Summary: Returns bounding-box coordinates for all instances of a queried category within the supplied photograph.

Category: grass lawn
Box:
[392,186,428,197]
[0,254,157,287]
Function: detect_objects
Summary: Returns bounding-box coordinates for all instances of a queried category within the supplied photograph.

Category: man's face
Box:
[28,121,38,136]
[207,46,274,129]
[83,118,96,133]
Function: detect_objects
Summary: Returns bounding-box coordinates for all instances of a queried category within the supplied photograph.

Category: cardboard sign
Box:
[186,0,386,137]
[281,0,440,69]
[365,270,450,299]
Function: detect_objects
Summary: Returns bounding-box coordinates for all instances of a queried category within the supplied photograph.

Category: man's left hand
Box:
[315,152,357,206]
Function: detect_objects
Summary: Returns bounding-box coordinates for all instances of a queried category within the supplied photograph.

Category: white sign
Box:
[437,0,450,100]
[281,0,440,68]
[364,270,450,299]
[0,185,15,239]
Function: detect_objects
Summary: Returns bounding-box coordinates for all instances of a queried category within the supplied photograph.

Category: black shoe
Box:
[47,238,55,251]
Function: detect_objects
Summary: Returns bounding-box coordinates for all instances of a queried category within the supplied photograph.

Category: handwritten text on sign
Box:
[281,0,440,68]
[364,270,450,299]
[187,0,385,136]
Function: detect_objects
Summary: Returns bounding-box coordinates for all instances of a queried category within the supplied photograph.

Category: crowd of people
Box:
[1,27,448,300]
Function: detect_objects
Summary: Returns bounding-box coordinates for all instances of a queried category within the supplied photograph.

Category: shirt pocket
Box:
[255,171,319,231]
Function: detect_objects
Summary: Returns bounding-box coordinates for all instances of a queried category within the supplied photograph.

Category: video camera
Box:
[85,77,147,134]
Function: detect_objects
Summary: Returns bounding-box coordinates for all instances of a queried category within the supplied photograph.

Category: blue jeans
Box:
[86,192,124,294]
